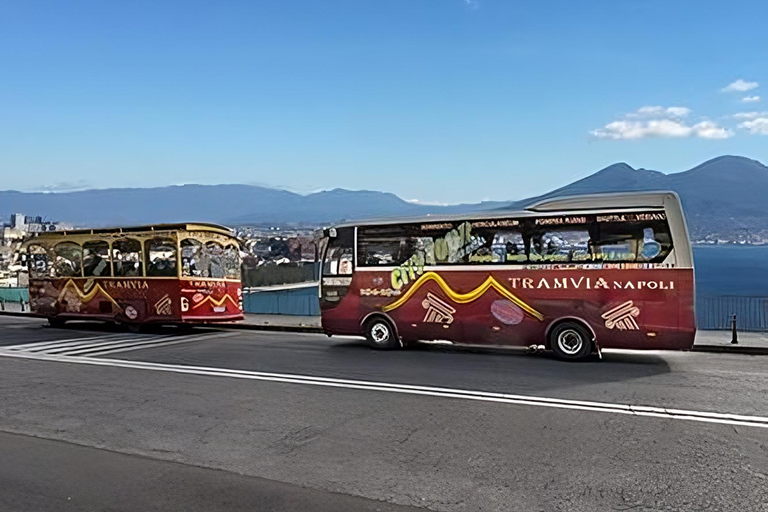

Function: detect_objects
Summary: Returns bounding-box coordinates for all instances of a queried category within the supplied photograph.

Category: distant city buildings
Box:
[0,213,72,287]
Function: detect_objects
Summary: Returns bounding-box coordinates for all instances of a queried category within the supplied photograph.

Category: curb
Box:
[2,311,766,352]
[0,311,36,318]
[217,323,324,334]
[0,311,325,333]
[691,345,768,356]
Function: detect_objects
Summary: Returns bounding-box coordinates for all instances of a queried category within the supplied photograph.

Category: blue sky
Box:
[1,0,766,203]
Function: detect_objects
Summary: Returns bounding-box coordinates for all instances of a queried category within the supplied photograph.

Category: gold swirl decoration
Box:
[381,272,544,321]
[56,279,121,309]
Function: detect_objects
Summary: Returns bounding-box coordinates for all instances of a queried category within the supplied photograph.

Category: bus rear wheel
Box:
[549,321,593,361]
[364,317,399,350]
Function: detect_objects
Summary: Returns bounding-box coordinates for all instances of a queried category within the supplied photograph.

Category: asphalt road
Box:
[1,315,767,511]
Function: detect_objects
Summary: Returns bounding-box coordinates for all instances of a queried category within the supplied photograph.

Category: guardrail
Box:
[697,296,768,332]
[242,282,320,316]
[0,287,29,313]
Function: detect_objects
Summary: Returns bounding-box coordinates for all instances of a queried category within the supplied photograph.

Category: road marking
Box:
[2,332,233,358]
[34,336,171,354]
[8,334,130,351]
[0,349,767,430]
[78,332,237,357]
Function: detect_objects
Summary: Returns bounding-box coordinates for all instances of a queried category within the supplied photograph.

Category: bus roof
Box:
[526,191,681,212]
[27,222,236,238]
[330,191,682,228]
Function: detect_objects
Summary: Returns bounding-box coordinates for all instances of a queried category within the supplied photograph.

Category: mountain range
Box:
[2,155,767,241]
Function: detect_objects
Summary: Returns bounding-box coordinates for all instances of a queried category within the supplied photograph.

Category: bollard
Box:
[731,313,738,344]
[1,299,4,312]
[21,300,26,313]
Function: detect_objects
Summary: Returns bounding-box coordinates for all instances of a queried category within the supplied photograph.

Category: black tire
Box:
[549,321,593,361]
[364,317,400,350]
[47,317,66,328]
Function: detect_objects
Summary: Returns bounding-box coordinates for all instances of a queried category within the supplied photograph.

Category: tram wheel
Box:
[364,317,400,350]
[549,321,593,361]
[47,318,66,328]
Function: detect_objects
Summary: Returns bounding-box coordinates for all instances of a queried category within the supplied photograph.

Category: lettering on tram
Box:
[319,192,696,360]
[22,223,244,329]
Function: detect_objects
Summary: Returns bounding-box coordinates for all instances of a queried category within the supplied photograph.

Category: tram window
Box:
[145,238,177,277]
[223,245,241,279]
[112,238,141,277]
[181,238,210,277]
[53,242,82,277]
[206,242,225,279]
[113,238,142,277]
[83,241,112,277]
[28,245,52,278]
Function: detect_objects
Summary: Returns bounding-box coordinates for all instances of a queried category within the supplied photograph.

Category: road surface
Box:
[1,315,767,511]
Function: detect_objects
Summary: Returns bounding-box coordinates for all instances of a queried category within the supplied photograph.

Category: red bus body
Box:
[321,267,695,351]
[24,223,244,327]
[320,192,696,355]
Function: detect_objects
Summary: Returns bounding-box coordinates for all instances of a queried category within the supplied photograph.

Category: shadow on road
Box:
[327,337,673,392]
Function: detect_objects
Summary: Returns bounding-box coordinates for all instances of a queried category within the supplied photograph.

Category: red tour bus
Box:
[319,192,695,360]
[23,223,244,329]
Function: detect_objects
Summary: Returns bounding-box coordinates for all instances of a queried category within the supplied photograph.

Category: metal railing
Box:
[697,296,768,331]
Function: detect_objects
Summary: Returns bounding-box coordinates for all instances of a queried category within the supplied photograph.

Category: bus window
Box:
[358,225,436,267]
[28,244,52,278]
[638,227,667,261]
[323,228,354,275]
[594,217,672,263]
[530,228,592,263]
[206,242,226,279]
[145,238,177,277]
[83,241,112,277]
[113,238,142,277]
[223,245,241,279]
[181,238,210,277]
[467,225,526,264]
[53,242,82,278]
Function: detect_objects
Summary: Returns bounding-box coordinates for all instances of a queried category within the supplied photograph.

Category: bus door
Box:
[320,227,355,312]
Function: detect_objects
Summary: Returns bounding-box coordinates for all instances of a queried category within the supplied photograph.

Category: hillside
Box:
[510,155,768,241]
[0,185,506,227]
[2,155,767,242]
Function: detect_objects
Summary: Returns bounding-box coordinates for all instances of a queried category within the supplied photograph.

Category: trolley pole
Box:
[731,314,738,345]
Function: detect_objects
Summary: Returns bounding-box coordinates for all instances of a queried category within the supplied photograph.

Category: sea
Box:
[694,245,768,298]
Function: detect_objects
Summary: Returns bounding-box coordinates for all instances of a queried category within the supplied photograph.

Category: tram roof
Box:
[329,191,681,228]
[27,222,236,238]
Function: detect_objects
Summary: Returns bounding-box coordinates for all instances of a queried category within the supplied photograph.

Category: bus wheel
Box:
[364,317,399,350]
[47,318,66,328]
[549,322,592,361]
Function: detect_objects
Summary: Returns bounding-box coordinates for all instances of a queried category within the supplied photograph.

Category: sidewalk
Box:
[692,330,768,355]
[231,313,322,333]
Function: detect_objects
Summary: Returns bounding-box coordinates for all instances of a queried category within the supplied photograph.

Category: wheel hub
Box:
[557,329,583,355]
[371,323,389,343]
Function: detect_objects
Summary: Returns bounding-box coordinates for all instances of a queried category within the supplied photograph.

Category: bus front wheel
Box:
[549,321,593,361]
[364,317,399,350]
